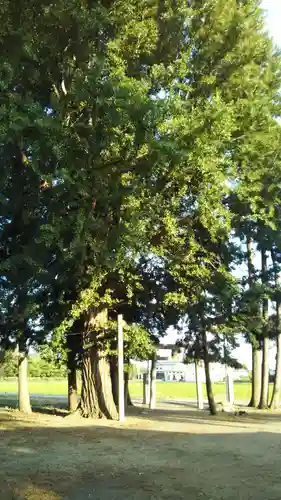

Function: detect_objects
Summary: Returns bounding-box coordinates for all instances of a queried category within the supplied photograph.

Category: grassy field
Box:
[0,378,261,402]
[1,403,281,499]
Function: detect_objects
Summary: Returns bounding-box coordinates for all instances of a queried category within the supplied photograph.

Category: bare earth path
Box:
[1,403,281,500]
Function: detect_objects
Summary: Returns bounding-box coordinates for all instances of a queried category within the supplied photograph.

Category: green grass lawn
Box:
[128,380,256,401]
[0,378,261,402]
[0,379,70,396]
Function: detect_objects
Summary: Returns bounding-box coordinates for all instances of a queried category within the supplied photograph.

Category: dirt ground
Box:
[1,403,281,500]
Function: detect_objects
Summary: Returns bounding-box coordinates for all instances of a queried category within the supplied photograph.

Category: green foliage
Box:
[1,0,281,399]
[0,350,66,378]
[29,355,67,378]
[123,323,155,361]
[0,351,17,377]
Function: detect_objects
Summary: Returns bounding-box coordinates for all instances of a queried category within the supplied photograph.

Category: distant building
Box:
[156,360,187,381]
[156,361,249,382]
[132,344,249,382]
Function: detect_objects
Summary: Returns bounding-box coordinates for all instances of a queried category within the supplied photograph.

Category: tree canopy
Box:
[1,0,281,416]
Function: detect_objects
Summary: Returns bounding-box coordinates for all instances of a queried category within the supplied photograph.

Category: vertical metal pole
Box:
[118,314,125,421]
[195,359,204,410]
[146,359,151,405]
[149,352,157,409]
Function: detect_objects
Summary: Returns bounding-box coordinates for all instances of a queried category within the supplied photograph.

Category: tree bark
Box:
[202,330,217,415]
[259,248,269,409]
[270,328,281,409]
[110,357,133,407]
[110,356,118,407]
[195,359,204,410]
[79,347,101,418]
[94,353,119,419]
[259,337,269,409]
[78,310,118,419]
[18,343,32,414]
[124,370,133,406]
[246,236,262,408]
[270,249,281,409]
[251,347,262,408]
[67,334,78,412]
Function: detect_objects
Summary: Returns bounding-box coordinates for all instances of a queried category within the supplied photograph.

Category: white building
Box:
[132,344,249,382]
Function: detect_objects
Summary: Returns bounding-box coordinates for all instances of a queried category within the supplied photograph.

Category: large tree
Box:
[2,0,281,418]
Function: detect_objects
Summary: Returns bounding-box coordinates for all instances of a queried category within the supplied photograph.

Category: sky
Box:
[163,0,281,369]
[262,0,281,48]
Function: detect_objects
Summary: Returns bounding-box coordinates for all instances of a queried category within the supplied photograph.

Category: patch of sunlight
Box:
[12,446,34,454]
[15,485,61,500]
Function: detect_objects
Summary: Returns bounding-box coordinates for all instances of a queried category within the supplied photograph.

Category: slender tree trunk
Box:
[78,310,118,419]
[259,248,269,409]
[259,338,270,408]
[248,353,254,406]
[202,330,217,415]
[270,328,281,409]
[251,347,262,407]
[195,358,204,410]
[67,334,78,412]
[246,236,262,408]
[18,343,32,414]
[270,249,281,409]
[124,371,133,406]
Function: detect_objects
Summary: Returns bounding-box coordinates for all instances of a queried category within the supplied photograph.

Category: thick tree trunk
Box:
[18,345,32,414]
[110,356,119,407]
[79,348,101,418]
[202,330,217,415]
[67,334,78,412]
[79,348,118,419]
[79,310,118,419]
[94,354,119,419]
[259,249,269,409]
[250,346,262,408]
[270,249,281,409]
[111,357,133,407]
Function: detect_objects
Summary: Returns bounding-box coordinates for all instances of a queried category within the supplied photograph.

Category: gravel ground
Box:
[1,403,281,500]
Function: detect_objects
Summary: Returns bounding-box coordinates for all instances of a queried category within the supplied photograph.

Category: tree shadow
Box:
[0,395,68,417]
[2,393,281,427]
[133,404,281,428]
[1,406,281,499]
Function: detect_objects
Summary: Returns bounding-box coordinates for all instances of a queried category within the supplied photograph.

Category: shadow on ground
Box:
[0,395,68,417]
[132,404,281,427]
[1,404,281,500]
[2,392,281,426]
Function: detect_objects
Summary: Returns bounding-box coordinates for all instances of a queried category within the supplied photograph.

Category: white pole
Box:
[149,352,157,409]
[146,359,151,405]
[195,359,204,410]
[117,314,125,421]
